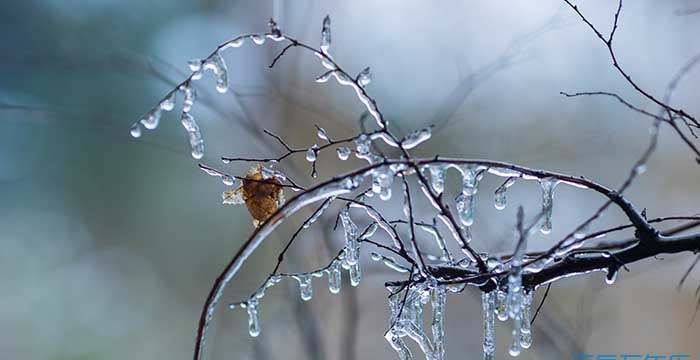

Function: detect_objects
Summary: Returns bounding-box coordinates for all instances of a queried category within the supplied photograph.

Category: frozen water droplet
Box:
[355,134,371,156]
[140,110,161,130]
[296,274,313,301]
[251,34,266,45]
[130,123,142,138]
[188,59,202,72]
[482,292,496,360]
[224,37,245,49]
[494,177,515,210]
[320,15,331,53]
[180,85,196,113]
[328,261,342,294]
[426,165,446,195]
[305,145,318,162]
[221,175,235,186]
[349,262,361,287]
[634,164,647,175]
[245,299,260,337]
[357,67,372,87]
[336,146,351,160]
[605,268,618,285]
[316,127,329,141]
[400,127,432,149]
[160,93,176,111]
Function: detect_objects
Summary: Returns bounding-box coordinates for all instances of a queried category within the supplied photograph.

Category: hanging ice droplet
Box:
[357,67,372,87]
[320,15,331,53]
[188,59,202,72]
[251,34,266,45]
[482,291,496,360]
[221,175,235,186]
[297,274,313,301]
[605,268,618,285]
[355,134,371,156]
[349,262,361,287]
[540,178,556,234]
[316,127,329,141]
[494,177,515,210]
[400,127,432,150]
[140,109,161,130]
[305,145,318,162]
[328,261,341,294]
[130,123,142,138]
[209,53,229,94]
[181,85,196,113]
[456,166,479,226]
[427,165,446,195]
[244,299,261,337]
[160,92,176,111]
[336,146,351,160]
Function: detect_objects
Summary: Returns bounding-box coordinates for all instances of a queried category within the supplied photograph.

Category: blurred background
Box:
[1,0,699,359]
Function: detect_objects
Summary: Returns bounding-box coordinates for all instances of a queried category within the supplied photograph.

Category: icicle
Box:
[482,291,496,360]
[495,177,516,210]
[181,85,196,113]
[242,299,260,337]
[455,166,480,227]
[129,123,142,138]
[357,67,372,87]
[509,314,522,357]
[401,127,432,150]
[336,146,351,160]
[340,209,360,266]
[349,262,361,286]
[328,260,342,294]
[539,178,557,234]
[431,287,446,360]
[426,165,446,195]
[305,145,318,162]
[320,15,331,53]
[181,112,204,159]
[519,291,533,349]
[203,52,228,94]
[496,289,508,321]
[139,109,161,130]
[296,274,313,301]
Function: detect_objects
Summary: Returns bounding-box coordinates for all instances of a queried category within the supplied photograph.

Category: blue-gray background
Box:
[1,1,699,359]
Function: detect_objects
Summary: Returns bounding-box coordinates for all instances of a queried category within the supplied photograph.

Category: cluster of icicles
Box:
[128,22,285,159]
[228,205,365,338]
[129,15,621,360]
